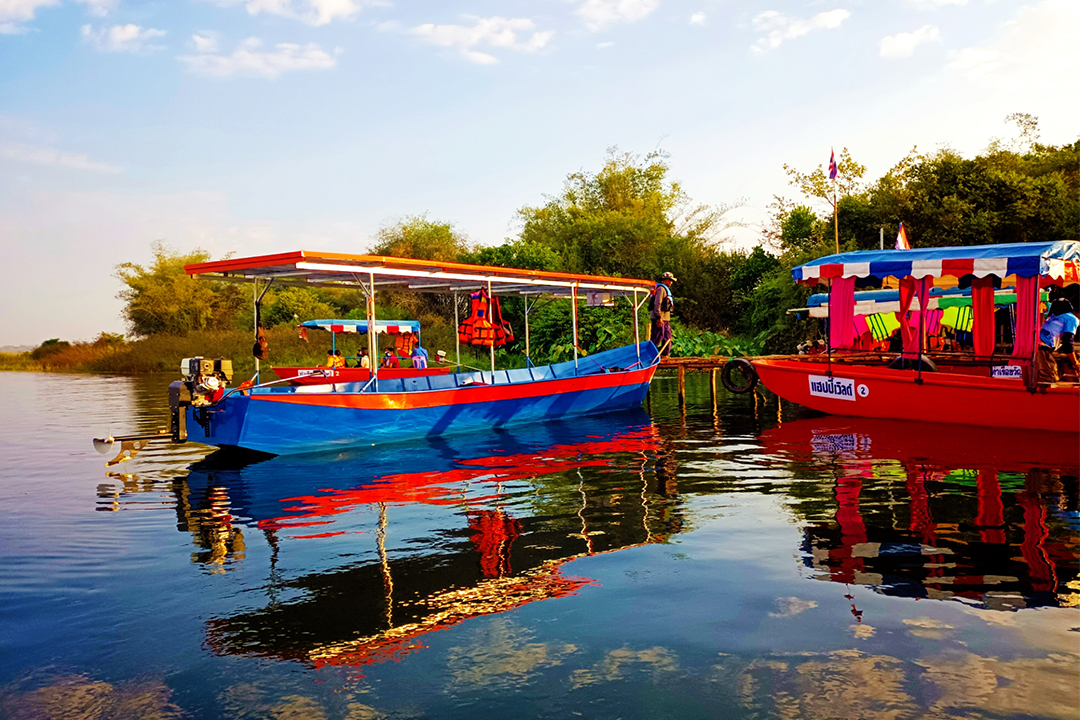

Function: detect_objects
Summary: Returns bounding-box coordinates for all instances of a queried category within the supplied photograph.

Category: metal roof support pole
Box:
[826,278,833,378]
[632,289,640,362]
[572,284,579,369]
[454,292,461,369]
[253,280,260,383]
[369,271,378,391]
[916,277,926,385]
[488,279,496,377]
[524,295,531,365]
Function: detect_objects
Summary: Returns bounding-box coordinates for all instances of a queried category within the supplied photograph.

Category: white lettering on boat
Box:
[807,375,856,401]
[991,365,1023,379]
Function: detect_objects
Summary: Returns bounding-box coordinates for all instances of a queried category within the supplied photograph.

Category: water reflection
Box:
[172,411,692,670]
[8,371,1076,719]
[759,417,1079,610]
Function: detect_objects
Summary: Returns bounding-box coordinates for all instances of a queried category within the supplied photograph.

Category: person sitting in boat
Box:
[411,345,428,370]
[357,348,370,369]
[325,349,346,369]
[381,350,401,369]
[1035,299,1080,384]
[650,272,676,357]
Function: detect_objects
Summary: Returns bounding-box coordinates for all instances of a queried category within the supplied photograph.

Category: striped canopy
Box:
[301,319,420,334]
[792,240,1080,285]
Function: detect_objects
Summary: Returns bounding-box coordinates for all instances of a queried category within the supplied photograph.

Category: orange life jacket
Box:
[394,331,417,355]
[458,290,514,347]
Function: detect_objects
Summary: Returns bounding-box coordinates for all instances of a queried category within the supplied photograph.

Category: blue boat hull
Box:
[185,343,659,455]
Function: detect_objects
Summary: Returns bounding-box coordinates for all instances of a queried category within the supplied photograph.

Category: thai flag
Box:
[828,149,837,180]
[895,222,910,250]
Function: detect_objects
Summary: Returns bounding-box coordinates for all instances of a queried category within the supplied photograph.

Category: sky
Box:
[1,0,1077,346]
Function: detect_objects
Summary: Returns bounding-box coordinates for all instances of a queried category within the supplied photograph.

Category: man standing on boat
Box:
[650,272,676,357]
[1036,299,1080,384]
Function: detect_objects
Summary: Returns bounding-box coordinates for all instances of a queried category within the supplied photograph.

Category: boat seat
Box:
[375,378,405,393]
[506,368,533,384]
[426,374,456,390]
[402,376,431,392]
[528,366,555,381]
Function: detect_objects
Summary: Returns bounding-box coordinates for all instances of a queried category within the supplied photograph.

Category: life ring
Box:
[886,354,938,372]
[721,358,759,394]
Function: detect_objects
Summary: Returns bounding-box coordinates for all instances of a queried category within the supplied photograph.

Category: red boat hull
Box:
[752,357,1080,433]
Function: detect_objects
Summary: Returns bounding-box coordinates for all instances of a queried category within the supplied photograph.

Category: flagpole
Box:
[833,186,839,254]
[828,148,839,254]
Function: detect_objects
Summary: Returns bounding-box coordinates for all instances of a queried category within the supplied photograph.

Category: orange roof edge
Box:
[184,250,655,288]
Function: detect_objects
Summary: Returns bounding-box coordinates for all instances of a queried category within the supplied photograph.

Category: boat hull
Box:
[752,357,1079,433]
[186,343,659,455]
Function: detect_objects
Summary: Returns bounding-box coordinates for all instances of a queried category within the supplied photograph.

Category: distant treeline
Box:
[9,116,1077,373]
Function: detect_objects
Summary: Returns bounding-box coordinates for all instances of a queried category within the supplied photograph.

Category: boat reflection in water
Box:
[761,415,1079,611]
[170,410,690,670]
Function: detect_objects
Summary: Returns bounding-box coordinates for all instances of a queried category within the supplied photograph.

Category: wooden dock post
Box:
[677,365,685,405]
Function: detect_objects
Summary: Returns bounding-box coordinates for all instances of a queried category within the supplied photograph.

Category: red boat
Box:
[271,365,453,386]
[730,241,1080,433]
[271,318,454,386]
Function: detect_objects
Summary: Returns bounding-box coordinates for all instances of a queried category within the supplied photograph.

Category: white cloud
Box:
[201,0,361,26]
[909,0,966,7]
[74,0,118,16]
[880,24,939,57]
[0,140,122,173]
[411,16,551,65]
[945,0,1079,90]
[689,12,706,26]
[81,24,166,53]
[751,8,850,54]
[574,0,657,31]
[0,0,59,33]
[192,32,219,53]
[180,36,337,78]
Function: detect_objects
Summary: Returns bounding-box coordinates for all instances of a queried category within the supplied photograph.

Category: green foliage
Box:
[371,215,471,261]
[30,338,72,360]
[259,287,337,328]
[115,242,245,337]
[668,326,760,358]
[463,238,561,272]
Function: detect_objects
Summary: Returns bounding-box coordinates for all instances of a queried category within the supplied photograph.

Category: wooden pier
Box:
[657,356,731,403]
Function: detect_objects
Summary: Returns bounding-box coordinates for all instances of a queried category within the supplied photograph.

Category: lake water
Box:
[0,371,1077,719]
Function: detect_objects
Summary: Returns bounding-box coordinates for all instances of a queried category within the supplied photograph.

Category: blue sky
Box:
[1,0,1077,345]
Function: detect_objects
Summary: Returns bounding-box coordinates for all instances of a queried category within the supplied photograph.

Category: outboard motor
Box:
[170,357,233,442]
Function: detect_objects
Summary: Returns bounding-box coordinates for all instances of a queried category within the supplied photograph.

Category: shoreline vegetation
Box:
[7,129,1076,377]
[0,323,757,377]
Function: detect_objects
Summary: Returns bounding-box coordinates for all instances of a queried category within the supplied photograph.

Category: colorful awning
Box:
[300,319,420,334]
[793,240,1080,285]
[186,251,655,298]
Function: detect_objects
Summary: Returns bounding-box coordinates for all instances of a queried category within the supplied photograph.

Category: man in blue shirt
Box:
[1035,299,1079,384]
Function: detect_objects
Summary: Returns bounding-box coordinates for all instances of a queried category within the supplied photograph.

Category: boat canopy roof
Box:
[301,319,420,334]
[792,240,1080,286]
[186,250,655,297]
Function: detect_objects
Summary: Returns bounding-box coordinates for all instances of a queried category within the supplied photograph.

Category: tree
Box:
[115,242,245,336]
[371,215,471,261]
[513,148,743,330]
[368,215,471,326]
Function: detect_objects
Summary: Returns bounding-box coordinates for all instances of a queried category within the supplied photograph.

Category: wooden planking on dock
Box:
[657,356,731,403]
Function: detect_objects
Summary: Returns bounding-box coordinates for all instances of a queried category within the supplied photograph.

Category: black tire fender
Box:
[721,358,759,394]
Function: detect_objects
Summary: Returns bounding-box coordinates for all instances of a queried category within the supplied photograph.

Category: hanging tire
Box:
[886,354,938,372]
[721,358,759,394]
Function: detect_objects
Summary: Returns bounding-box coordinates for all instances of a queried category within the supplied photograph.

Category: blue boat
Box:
[96,251,662,459]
